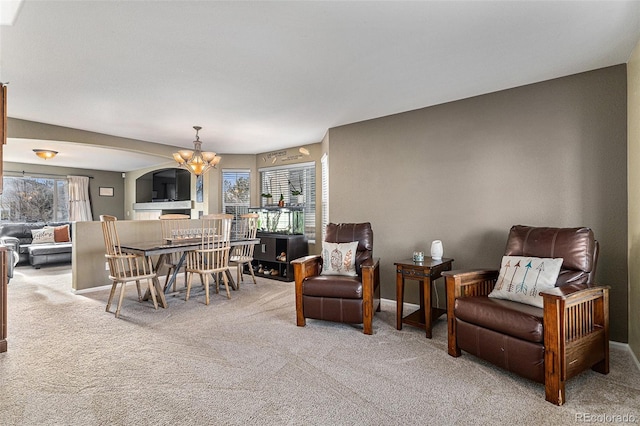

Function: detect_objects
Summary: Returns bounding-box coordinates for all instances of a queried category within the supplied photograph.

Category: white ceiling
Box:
[1,1,640,172]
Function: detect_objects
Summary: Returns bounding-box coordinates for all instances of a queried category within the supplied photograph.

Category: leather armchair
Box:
[444,225,609,405]
[291,223,381,334]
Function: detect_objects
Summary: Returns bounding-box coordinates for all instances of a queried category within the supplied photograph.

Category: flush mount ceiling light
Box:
[172,126,221,176]
[33,149,58,160]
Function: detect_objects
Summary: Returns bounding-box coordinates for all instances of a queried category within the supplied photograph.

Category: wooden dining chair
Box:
[159,213,191,291]
[100,215,159,318]
[229,213,259,288]
[185,213,233,305]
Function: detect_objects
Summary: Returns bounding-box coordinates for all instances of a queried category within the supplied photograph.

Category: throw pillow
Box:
[488,256,563,308]
[53,224,71,242]
[31,228,55,244]
[320,241,358,276]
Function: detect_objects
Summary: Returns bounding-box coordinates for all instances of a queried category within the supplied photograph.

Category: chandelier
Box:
[172,126,221,176]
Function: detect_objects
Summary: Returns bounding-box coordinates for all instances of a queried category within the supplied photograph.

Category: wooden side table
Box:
[395,257,454,338]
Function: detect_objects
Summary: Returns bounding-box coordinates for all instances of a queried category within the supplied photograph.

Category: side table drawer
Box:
[398,267,428,278]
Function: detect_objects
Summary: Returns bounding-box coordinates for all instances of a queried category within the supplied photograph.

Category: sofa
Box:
[0,222,73,268]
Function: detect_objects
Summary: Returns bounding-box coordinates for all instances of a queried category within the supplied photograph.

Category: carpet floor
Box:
[1,264,639,425]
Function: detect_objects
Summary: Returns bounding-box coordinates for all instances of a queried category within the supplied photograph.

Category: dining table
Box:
[120,237,260,307]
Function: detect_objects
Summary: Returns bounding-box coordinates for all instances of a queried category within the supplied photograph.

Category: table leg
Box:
[152,276,168,308]
[225,269,237,291]
[396,270,404,330]
[424,278,433,338]
[163,252,188,293]
[144,254,167,302]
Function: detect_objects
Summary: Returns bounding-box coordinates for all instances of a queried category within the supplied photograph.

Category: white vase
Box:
[431,240,443,260]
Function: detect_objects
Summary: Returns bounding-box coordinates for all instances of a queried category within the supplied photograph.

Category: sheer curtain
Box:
[67,175,93,221]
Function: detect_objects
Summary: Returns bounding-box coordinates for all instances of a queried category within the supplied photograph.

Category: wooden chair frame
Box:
[291,254,380,335]
[185,214,233,305]
[444,269,609,405]
[100,215,160,318]
[229,213,259,288]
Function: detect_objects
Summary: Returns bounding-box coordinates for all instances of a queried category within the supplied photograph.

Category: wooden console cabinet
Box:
[249,232,308,282]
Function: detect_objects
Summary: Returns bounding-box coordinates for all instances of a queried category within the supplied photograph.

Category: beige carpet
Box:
[1,264,639,426]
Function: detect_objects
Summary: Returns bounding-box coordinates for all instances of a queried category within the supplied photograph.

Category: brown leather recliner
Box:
[444,225,609,405]
[291,223,381,334]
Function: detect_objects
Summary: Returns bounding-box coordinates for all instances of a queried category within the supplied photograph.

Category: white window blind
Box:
[259,162,316,242]
[321,154,329,243]
[222,169,250,238]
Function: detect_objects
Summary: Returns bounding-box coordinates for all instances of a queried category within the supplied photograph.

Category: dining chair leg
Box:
[115,282,127,318]
[248,263,257,285]
[213,272,220,294]
[236,264,242,290]
[147,279,159,310]
[135,280,142,302]
[222,271,231,299]
[204,273,210,305]
[106,281,117,313]
[185,272,193,301]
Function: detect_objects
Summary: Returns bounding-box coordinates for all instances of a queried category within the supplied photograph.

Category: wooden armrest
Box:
[444,269,499,299]
[291,255,322,281]
[290,254,321,265]
[360,257,380,272]
[541,284,610,301]
[442,268,499,279]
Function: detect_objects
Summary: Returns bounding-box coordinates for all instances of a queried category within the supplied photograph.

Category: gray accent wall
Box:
[327,65,628,342]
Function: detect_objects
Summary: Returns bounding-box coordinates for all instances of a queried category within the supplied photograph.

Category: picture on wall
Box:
[99,187,114,197]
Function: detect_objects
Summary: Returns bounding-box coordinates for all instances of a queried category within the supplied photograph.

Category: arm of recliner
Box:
[442,269,499,357]
[541,284,610,405]
[443,269,499,299]
[291,255,322,280]
[291,255,322,327]
[361,257,380,335]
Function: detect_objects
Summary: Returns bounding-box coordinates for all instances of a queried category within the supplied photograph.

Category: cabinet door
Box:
[255,236,276,261]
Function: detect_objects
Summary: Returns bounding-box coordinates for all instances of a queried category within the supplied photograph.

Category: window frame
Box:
[221,168,251,239]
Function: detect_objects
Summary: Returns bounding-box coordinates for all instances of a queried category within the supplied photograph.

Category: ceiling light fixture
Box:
[33,149,58,160]
[172,126,221,176]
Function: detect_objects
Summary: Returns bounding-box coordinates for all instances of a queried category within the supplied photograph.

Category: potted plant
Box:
[261,192,273,205]
[288,178,304,204]
[262,178,274,205]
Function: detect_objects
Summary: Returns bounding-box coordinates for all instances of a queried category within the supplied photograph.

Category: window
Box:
[0,176,69,222]
[259,162,316,242]
[321,154,329,242]
[222,169,250,238]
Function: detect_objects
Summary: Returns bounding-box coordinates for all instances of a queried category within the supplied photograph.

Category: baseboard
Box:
[610,341,640,372]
